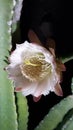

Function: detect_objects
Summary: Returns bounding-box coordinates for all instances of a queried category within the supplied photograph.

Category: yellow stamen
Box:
[24,59,41,67]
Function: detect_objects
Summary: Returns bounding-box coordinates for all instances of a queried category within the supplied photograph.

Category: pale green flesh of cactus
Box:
[55,108,73,130]
[16,93,28,130]
[62,55,73,63]
[35,96,73,130]
[0,0,17,130]
[12,0,28,130]
[0,0,29,130]
[62,114,73,130]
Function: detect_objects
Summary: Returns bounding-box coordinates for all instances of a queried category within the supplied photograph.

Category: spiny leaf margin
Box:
[16,93,28,130]
[35,96,73,130]
[0,0,18,130]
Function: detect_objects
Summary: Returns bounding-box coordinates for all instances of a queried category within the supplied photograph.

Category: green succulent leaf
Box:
[62,114,73,130]
[12,0,23,28]
[16,93,28,130]
[35,96,73,130]
[62,55,73,63]
[55,108,73,130]
[60,76,73,130]
[71,78,73,94]
[0,0,18,130]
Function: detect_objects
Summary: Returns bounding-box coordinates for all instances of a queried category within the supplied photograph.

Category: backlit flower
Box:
[6,41,65,100]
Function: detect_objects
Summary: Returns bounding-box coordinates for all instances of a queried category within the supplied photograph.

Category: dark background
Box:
[20,0,73,56]
[12,0,73,130]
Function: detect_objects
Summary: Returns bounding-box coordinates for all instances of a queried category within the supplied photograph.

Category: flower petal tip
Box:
[33,95,42,102]
[61,63,66,72]
[58,61,66,72]
[15,87,23,92]
[54,83,63,97]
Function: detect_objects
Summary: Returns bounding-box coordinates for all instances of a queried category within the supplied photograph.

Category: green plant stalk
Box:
[62,55,73,63]
[60,78,73,130]
[35,96,73,130]
[71,78,73,94]
[11,1,29,130]
[16,93,28,130]
[62,115,73,130]
[0,0,18,130]
[12,0,23,33]
[46,78,73,130]
[57,109,73,130]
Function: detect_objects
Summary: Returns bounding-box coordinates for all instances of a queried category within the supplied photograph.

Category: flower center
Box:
[20,53,52,81]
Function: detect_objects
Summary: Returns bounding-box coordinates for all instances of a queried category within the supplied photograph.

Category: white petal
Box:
[6,39,62,98]
[54,83,63,96]
[33,76,50,97]
[10,50,22,64]
[10,40,53,67]
[10,41,29,64]
[6,64,21,78]
[13,75,38,96]
[34,72,58,97]
[22,82,39,96]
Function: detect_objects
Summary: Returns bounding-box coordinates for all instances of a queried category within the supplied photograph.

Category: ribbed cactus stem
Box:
[0,0,18,130]
[35,96,73,130]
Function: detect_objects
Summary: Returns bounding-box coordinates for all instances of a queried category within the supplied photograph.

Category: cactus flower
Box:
[6,41,66,101]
